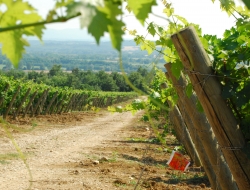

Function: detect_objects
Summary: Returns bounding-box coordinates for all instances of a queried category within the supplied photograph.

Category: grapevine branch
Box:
[0,13,81,33]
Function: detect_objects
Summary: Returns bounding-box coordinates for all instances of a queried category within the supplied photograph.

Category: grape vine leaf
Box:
[147,22,156,36]
[185,83,193,98]
[218,0,235,13]
[196,100,204,113]
[67,1,124,51]
[99,1,125,51]
[163,47,176,63]
[174,15,189,26]
[67,2,111,45]
[127,0,157,25]
[163,7,174,17]
[170,60,183,79]
[140,40,155,55]
[88,10,110,45]
[0,0,44,67]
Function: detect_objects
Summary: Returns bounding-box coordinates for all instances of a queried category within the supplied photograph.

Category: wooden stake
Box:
[165,63,238,190]
[171,25,249,190]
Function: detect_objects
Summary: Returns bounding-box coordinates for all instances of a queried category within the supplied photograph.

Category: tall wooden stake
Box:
[171,26,250,190]
[165,63,238,190]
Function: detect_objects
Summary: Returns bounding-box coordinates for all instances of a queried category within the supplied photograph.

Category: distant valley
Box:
[0,36,165,73]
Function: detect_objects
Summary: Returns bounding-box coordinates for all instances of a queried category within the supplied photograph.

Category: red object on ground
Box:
[167,151,190,171]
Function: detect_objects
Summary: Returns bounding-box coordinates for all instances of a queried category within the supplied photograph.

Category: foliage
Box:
[108,67,175,143]
[203,7,250,142]
[0,74,137,116]
[1,66,150,92]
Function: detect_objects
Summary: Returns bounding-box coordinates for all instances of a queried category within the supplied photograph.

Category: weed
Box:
[129,180,137,185]
[108,151,118,162]
[0,153,20,160]
[31,120,38,127]
[126,137,147,142]
[156,163,165,169]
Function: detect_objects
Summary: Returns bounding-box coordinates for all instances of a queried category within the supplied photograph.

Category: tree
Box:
[111,72,129,92]
[96,71,119,91]
[48,65,63,77]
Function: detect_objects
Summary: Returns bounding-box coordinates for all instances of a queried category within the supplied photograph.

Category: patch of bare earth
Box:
[0,109,211,190]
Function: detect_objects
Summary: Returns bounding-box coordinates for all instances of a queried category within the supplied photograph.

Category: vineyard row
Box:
[0,75,137,119]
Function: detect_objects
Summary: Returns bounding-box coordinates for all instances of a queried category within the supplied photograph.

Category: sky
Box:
[27,0,239,41]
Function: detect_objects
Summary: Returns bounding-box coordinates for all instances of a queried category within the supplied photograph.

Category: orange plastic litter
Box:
[167,151,190,171]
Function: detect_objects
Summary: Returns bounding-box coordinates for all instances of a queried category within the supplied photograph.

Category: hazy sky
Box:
[28,0,237,40]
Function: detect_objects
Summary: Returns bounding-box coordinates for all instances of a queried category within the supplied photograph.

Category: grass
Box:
[0,151,35,164]
[0,153,20,164]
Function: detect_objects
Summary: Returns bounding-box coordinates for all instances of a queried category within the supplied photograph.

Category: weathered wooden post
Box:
[14,88,31,118]
[165,63,238,190]
[3,86,21,119]
[167,104,201,167]
[171,25,250,190]
[44,91,58,115]
[23,91,37,117]
[165,72,220,190]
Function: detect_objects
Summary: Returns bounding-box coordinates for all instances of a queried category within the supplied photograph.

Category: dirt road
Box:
[0,110,210,190]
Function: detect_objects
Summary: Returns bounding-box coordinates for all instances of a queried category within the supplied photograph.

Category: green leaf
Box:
[140,40,155,55]
[219,0,235,13]
[196,100,204,113]
[163,47,176,63]
[170,60,183,79]
[127,0,157,25]
[100,1,125,51]
[67,2,111,45]
[0,31,27,68]
[200,37,209,50]
[185,83,193,98]
[147,22,156,36]
[173,15,189,25]
[163,7,174,17]
[0,0,44,67]
[67,1,123,51]
[88,9,111,44]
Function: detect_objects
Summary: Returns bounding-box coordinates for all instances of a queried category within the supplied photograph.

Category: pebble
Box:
[93,160,99,165]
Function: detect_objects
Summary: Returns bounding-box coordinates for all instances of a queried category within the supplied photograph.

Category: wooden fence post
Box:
[65,94,76,112]
[51,93,65,114]
[168,104,201,167]
[32,89,49,117]
[36,89,49,115]
[165,63,238,190]
[14,88,31,118]
[170,104,220,189]
[171,25,250,189]
[44,91,58,115]
[3,86,21,119]
[23,91,37,117]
